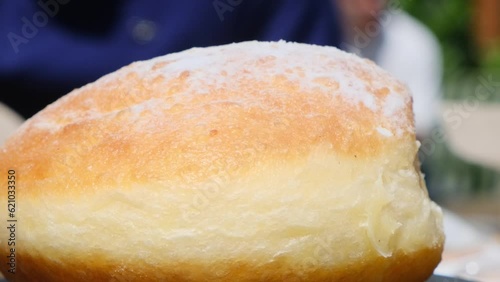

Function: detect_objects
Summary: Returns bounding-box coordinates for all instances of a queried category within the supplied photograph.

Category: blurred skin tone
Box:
[336,0,387,37]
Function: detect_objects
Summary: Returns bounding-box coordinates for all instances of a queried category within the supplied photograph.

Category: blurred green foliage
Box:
[400,0,500,199]
[401,0,479,81]
[401,0,500,100]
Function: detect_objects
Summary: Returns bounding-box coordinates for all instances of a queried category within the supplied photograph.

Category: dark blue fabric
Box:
[0,0,342,118]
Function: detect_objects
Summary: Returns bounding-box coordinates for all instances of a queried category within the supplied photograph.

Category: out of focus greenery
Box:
[401,0,500,99]
[401,0,500,200]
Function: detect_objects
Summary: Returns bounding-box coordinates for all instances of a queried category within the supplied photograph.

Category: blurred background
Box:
[402,0,500,206]
[0,0,499,281]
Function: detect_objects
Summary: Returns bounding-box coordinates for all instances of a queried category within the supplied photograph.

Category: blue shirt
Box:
[1,0,342,118]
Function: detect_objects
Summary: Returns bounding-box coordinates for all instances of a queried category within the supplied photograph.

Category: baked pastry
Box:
[0,41,444,281]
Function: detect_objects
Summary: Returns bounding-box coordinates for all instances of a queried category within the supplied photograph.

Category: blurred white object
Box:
[0,102,24,145]
[442,210,489,251]
[436,209,500,282]
[441,102,500,172]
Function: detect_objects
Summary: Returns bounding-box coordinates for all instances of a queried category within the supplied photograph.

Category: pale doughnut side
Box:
[0,41,443,281]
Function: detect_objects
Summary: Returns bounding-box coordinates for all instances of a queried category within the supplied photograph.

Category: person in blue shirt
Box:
[0,0,343,118]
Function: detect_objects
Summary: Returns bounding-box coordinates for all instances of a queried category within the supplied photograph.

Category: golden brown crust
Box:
[5,247,441,282]
[0,42,414,197]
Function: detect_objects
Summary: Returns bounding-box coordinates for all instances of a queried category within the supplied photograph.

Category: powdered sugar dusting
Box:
[29,41,412,135]
[139,41,408,113]
[376,127,393,137]
[383,93,406,117]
